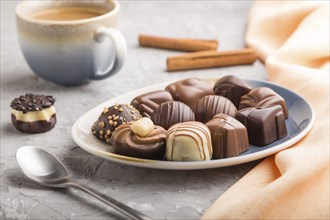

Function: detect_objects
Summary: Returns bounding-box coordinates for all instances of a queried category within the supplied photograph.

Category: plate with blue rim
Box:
[72,77,314,170]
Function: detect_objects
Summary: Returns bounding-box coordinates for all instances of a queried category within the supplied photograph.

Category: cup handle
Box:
[90,27,127,80]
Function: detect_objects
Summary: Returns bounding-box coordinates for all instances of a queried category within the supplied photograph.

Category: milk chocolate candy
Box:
[195,95,237,123]
[10,93,56,133]
[213,75,252,108]
[236,105,288,146]
[165,78,213,111]
[166,121,213,161]
[206,113,249,159]
[91,104,142,143]
[239,87,289,118]
[111,123,167,159]
[151,101,195,130]
[131,90,174,117]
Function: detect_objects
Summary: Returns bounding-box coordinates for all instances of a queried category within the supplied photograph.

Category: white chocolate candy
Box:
[131,117,155,137]
[166,121,213,161]
[11,106,56,122]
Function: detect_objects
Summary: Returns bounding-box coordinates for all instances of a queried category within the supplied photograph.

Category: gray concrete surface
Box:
[1,1,266,219]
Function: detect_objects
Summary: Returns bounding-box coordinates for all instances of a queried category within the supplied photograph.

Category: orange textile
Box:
[202,1,329,219]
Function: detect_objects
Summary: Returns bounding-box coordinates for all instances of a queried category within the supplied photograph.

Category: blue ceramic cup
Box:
[16,0,126,86]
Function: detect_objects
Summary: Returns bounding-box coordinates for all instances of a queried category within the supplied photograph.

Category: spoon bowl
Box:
[16,146,70,187]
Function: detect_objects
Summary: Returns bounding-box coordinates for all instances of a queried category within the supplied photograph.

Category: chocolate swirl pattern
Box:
[151,101,195,130]
[166,121,212,161]
[111,123,167,159]
[239,87,289,118]
[195,95,237,123]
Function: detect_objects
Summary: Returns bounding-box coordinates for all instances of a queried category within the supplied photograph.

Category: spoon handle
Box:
[68,181,151,220]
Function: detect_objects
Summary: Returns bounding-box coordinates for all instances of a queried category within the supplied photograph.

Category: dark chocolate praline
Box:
[10,93,56,133]
[91,104,142,143]
[236,105,288,146]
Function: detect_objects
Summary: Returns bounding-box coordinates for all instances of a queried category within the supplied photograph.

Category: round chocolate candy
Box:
[151,101,195,130]
[10,93,56,133]
[111,122,167,159]
[91,104,142,143]
[195,95,237,123]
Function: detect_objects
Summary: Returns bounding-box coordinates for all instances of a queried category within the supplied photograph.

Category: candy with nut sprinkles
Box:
[91,104,142,143]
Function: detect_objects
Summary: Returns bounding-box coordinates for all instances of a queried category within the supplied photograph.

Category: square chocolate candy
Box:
[236,105,288,146]
[206,113,249,159]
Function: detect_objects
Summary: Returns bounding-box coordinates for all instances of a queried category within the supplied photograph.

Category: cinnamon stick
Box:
[167,48,257,72]
[139,35,218,52]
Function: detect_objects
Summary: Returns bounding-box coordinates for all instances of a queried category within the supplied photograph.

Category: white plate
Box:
[72,77,314,170]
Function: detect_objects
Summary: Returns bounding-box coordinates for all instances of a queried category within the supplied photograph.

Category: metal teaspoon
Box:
[16,146,151,220]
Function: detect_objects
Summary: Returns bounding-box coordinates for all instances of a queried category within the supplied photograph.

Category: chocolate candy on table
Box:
[131,90,174,117]
[213,75,252,108]
[195,95,237,123]
[91,104,142,143]
[10,93,56,133]
[151,101,195,130]
[239,87,289,118]
[111,118,167,159]
[165,77,213,111]
[205,113,249,159]
[236,105,288,146]
[166,121,213,161]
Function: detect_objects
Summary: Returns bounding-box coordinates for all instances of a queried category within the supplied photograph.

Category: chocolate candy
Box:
[195,95,237,123]
[205,113,249,159]
[111,122,167,159]
[10,93,55,113]
[165,78,213,111]
[131,90,174,117]
[213,75,252,108]
[91,104,142,143]
[10,93,56,133]
[151,101,195,130]
[166,121,213,161]
[236,105,288,146]
[239,87,289,118]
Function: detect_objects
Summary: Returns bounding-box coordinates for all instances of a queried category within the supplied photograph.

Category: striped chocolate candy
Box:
[195,95,237,123]
[166,121,213,161]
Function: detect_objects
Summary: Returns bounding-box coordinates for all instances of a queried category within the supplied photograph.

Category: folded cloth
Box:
[202,1,329,219]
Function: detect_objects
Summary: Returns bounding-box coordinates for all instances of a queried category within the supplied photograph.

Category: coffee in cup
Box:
[31,7,106,21]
